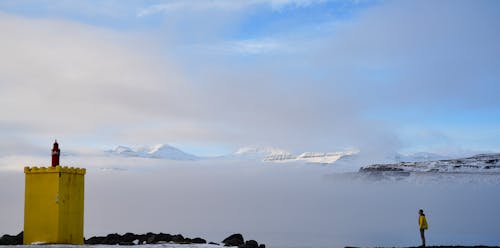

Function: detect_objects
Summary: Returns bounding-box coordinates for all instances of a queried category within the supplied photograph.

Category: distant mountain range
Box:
[225,146,360,164]
[107,144,198,160]
[360,153,500,173]
[106,144,360,164]
[106,144,481,167]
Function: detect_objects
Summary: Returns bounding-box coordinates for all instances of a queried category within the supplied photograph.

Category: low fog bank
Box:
[1,157,500,248]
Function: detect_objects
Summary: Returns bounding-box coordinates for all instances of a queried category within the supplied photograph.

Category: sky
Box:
[1,2,500,247]
[1,0,500,157]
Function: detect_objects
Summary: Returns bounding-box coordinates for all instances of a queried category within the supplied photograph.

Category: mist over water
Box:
[1,159,500,248]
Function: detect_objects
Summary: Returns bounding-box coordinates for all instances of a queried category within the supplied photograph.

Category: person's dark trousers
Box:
[420,229,426,247]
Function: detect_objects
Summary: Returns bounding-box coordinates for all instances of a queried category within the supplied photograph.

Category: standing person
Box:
[418,209,428,247]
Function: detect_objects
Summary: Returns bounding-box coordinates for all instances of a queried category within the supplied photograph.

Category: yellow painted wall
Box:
[58,169,85,244]
[24,166,86,245]
[24,167,59,244]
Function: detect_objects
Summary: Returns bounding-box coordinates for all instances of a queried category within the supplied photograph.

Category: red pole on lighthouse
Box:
[51,140,60,167]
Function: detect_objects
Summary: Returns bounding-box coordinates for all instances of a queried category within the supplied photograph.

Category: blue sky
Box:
[0,0,499,157]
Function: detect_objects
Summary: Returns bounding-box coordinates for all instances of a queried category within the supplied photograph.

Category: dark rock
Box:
[0,232,23,245]
[122,232,139,243]
[222,233,244,246]
[119,241,135,246]
[63,232,261,248]
[171,234,185,243]
[143,232,156,244]
[146,234,156,244]
[104,233,122,245]
[191,237,206,244]
[16,232,23,245]
[155,233,173,243]
[360,165,405,172]
[85,236,106,245]
[209,242,220,245]
[135,234,147,244]
[244,240,259,248]
[84,233,154,245]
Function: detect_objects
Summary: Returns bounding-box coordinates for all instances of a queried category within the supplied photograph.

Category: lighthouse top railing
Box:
[24,166,86,175]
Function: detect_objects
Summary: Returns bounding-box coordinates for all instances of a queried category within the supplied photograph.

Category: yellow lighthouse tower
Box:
[23,141,86,244]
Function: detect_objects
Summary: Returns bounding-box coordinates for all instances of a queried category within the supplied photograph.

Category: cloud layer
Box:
[0,0,499,156]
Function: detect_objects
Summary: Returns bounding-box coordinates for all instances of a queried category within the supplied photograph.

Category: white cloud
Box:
[2,0,500,157]
[199,38,285,55]
[0,11,399,156]
[0,13,193,137]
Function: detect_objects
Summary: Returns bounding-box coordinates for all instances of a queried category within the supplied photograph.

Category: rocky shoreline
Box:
[0,233,22,246]
[2,233,498,248]
[0,232,265,248]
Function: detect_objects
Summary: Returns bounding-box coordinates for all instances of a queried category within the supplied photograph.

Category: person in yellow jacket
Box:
[418,209,428,247]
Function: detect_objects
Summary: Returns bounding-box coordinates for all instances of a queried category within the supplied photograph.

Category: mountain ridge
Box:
[107,144,198,160]
[107,144,360,164]
[360,153,500,174]
[106,144,494,169]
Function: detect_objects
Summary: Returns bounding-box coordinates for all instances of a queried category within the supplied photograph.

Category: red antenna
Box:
[51,140,60,167]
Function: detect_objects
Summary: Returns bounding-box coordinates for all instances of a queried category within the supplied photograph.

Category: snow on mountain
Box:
[360,153,500,174]
[263,152,296,162]
[108,144,198,160]
[230,146,359,164]
[230,146,294,161]
[111,146,135,156]
[107,144,360,165]
[294,149,359,164]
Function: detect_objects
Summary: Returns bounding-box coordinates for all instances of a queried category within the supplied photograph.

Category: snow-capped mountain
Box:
[294,149,359,164]
[108,144,198,160]
[360,153,500,173]
[228,146,294,161]
[230,146,359,164]
[107,144,360,165]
